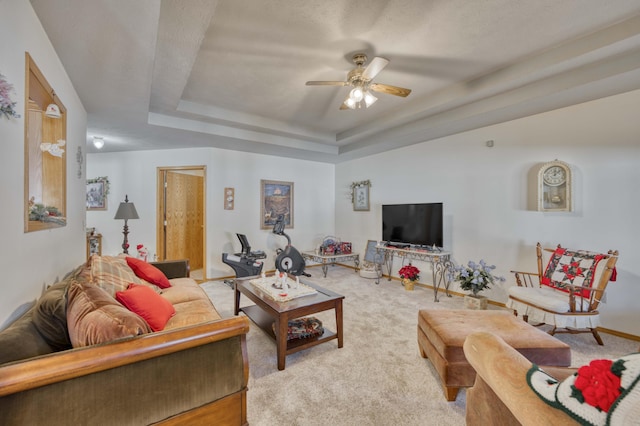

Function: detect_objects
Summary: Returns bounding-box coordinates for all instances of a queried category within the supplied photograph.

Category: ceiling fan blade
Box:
[370,83,411,97]
[362,57,389,80]
[306,81,348,86]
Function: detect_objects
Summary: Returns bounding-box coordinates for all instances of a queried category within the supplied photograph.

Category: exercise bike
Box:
[272,214,309,277]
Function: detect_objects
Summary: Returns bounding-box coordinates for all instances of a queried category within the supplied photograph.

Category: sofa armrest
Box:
[150,258,190,279]
[0,316,250,425]
[463,332,578,426]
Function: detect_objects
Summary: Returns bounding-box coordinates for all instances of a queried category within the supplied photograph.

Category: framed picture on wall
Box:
[86,176,109,210]
[260,179,294,229]
[353,181,370,211]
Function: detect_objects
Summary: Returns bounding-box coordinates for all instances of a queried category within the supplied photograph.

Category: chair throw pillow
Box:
[90,255,146,297]
[541,247,605,297]
[116,283,175,331]
[527,352,640,426]
[126,257,171,289]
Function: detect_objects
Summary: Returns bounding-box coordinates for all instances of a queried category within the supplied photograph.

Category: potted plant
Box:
[454,260,505,309]
[398,263,420,291]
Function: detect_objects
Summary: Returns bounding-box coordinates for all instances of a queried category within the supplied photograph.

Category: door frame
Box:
[156,165,206,279]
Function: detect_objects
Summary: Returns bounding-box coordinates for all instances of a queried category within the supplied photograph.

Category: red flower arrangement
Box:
[398,264,420,281]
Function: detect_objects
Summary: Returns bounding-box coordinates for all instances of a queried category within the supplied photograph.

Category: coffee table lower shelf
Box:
[240,305,337,353]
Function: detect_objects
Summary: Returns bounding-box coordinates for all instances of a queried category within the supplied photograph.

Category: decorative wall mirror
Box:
[24,52,67,232]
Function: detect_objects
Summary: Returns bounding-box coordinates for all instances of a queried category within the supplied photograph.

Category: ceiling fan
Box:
[306,53,411,110]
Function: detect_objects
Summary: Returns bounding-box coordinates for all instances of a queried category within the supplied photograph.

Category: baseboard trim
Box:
[214,265,640,342]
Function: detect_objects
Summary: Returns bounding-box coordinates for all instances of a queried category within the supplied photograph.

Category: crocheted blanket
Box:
[527,352,640,425]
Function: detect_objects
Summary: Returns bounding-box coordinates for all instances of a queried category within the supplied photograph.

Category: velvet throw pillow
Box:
[67,279,151,348]
[126,257,171,289]
[116,283,175,331]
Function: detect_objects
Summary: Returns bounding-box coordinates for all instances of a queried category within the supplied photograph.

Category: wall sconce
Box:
[40,139,66,157]
[93,137,105,149]
[45,103,61,118]
[114,194,139,254]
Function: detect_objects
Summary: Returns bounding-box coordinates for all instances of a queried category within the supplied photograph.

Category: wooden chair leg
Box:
[591,328,604,346]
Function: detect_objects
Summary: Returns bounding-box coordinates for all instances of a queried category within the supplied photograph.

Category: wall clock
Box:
[538,160,572,212]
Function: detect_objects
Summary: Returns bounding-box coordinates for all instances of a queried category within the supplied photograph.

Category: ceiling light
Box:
[363,91,378,107]
[350,87,364,102]
[93,137,105,149]
[344,97,357,109]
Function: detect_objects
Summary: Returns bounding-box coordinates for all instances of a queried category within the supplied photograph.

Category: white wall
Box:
[0,1,87,327]
[87,148,335,278]
[336,89,640,336]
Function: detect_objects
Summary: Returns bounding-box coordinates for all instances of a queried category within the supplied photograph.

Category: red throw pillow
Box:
[126,257,171,289]
[116,283,175,331]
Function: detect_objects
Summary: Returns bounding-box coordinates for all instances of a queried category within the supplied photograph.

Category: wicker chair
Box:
[508,243,618,345]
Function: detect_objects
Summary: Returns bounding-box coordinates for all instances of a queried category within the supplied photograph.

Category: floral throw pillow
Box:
[541,247,605,297]
[527,352,640,425]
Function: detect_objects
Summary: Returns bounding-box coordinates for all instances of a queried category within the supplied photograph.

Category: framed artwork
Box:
[352,181,370,211]
[86,176,109,210]
[260,179,294,229]
[224,187,235,210]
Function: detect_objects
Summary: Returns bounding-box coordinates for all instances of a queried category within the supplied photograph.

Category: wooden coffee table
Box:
[234,276,344,370]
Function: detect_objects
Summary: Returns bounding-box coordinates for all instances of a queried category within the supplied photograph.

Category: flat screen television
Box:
[382,203,443,247]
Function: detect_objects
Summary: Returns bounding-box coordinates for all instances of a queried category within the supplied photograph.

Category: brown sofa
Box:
[0,256,250,426]
[463,331,580,425]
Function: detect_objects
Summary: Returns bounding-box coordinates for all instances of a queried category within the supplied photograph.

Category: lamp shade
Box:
[114,196,139,220]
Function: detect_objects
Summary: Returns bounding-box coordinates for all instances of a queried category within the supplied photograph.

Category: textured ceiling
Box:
[31,0,640,163]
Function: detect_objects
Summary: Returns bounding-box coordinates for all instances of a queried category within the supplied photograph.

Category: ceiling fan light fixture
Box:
[364,91,377,107]
[344,97,356,109]
[350,87,364,102]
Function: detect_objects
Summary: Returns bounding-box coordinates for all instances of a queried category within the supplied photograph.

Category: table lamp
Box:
[114,194,139,254]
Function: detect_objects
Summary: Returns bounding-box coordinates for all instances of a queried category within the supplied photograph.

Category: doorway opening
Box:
[156,166,206,280]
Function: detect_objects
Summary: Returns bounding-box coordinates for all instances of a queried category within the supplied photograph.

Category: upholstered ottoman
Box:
[417,309,571,401]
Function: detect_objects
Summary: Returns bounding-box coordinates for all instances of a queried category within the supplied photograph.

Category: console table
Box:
[375,245,453,302]
[301,251,360,278]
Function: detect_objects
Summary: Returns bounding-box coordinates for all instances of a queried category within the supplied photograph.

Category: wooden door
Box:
[157,167,205,273]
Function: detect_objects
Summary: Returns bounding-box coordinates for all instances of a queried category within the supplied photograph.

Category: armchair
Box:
[507,243,618,345]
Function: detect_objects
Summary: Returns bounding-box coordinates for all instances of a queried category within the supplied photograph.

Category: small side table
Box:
[301,251,360,278]
[86,233,102,260]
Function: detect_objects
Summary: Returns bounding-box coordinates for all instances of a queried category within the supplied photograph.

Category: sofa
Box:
[463,332,640,425]
[0,255,250,426]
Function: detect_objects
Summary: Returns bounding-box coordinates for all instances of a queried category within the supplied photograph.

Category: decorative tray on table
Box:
[249,274,317,302]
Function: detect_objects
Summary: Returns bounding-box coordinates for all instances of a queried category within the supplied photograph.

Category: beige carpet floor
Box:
[201,266,638,426]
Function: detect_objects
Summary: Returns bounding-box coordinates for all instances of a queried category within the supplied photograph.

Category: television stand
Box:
[374,245,453,302]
